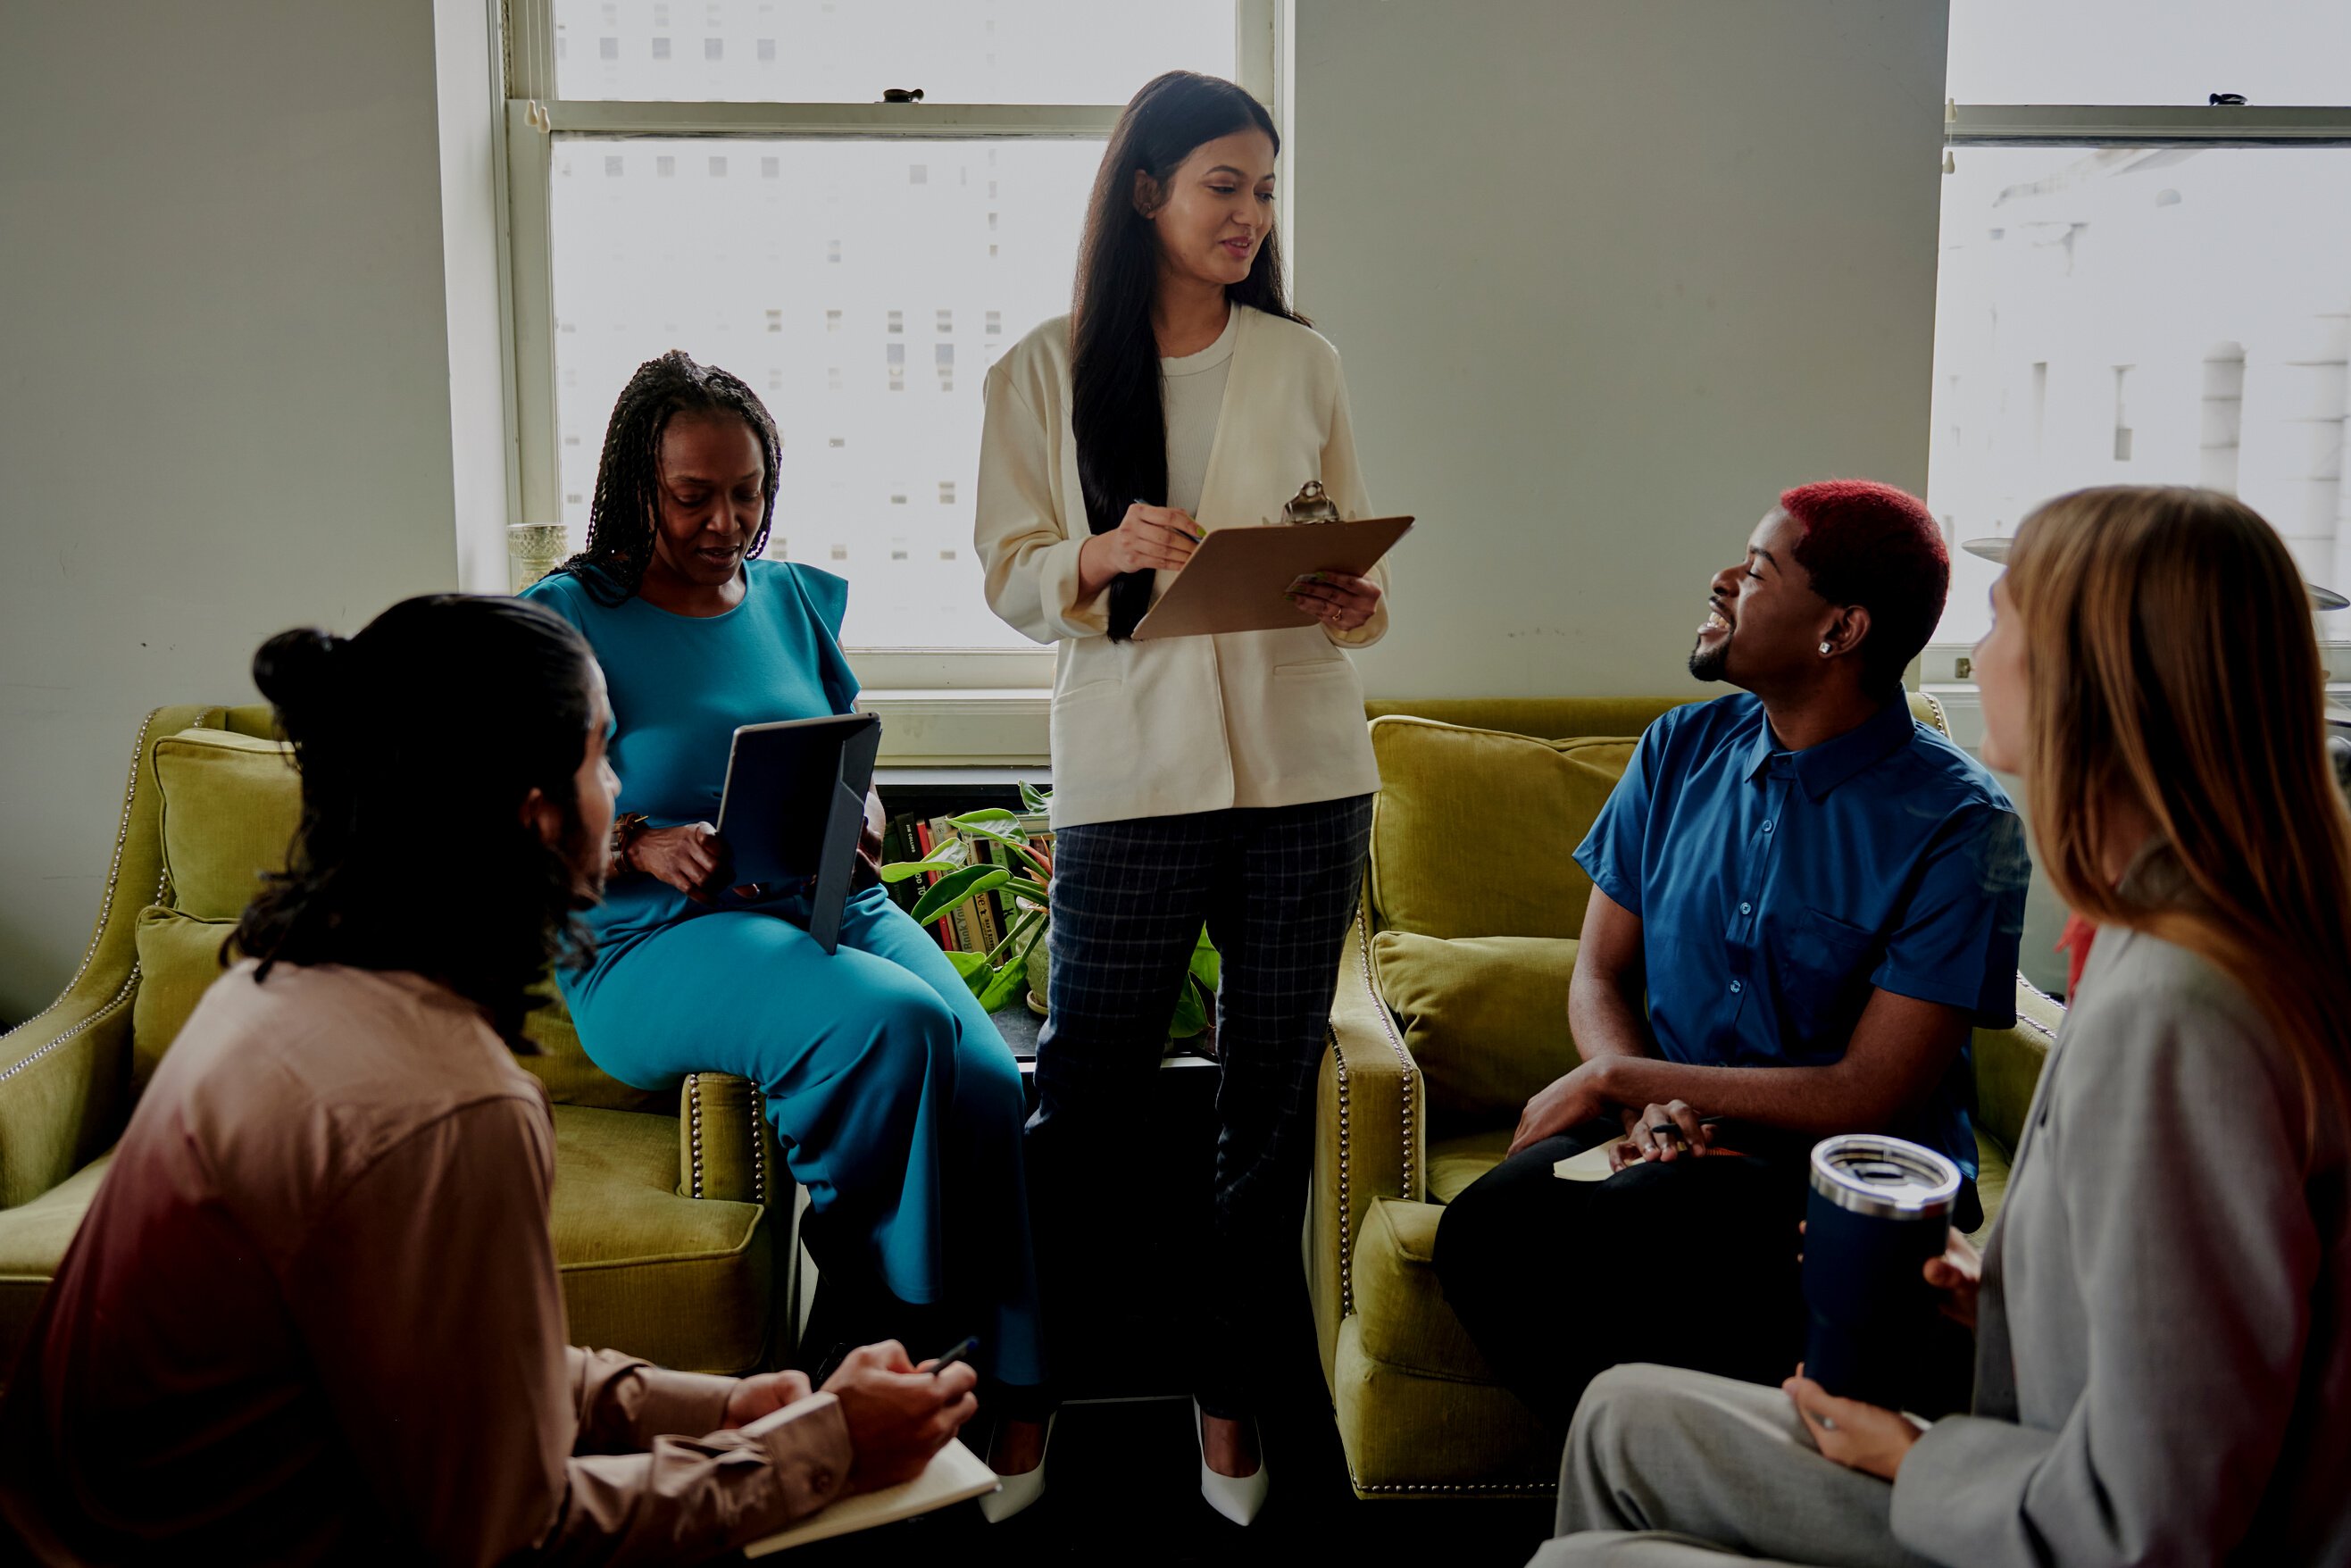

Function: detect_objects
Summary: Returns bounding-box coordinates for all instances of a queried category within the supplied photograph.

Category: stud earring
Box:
[1819,641,1833,655]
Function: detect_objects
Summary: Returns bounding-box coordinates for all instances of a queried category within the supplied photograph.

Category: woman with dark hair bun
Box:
[524,350,1048,1514]
[974,70,1393,1523]
[0,595,977,1564]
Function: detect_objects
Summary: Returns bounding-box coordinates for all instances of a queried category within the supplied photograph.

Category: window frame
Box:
[496,0,1283,710]
[1919,98,2351,693]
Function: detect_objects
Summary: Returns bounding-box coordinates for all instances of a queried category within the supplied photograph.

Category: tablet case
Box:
[1130,515,1414,640]
[714,713,882,955]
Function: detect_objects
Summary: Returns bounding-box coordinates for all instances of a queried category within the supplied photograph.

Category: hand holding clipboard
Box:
[1131,481,1413,640]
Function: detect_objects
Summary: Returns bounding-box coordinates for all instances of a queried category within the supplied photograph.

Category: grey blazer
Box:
[1890,920,2351,1565]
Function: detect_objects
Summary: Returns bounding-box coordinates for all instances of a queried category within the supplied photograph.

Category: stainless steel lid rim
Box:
[1808,1133,1962,1221]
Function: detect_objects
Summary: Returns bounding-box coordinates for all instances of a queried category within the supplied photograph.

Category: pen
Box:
[1132,498,1205,543]
[930,1336,979,1376]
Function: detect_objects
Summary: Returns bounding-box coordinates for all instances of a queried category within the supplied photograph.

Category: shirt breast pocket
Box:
[1777,908,1877,1046]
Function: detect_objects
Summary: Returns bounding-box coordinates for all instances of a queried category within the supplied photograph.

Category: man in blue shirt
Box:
[1433,480,2028,1430]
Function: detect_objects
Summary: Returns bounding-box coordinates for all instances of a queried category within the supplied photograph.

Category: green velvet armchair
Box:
[0,705,794,1386]
[1308,695,2067,1497]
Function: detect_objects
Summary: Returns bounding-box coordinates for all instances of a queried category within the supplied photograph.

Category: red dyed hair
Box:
[1779,480,1949,696]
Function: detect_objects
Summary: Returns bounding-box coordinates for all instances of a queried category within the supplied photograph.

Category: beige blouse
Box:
[0,962,850,1565]
[976,304,1390,829]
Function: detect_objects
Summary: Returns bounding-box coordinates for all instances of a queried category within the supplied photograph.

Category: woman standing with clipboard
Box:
[974,71,1388,1525]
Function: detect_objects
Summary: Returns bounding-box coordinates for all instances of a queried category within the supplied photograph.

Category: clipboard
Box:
[713,713,881,955]
[1130,514,1414,640]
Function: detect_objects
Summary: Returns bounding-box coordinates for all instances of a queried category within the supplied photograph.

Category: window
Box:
[513,1,1255,657]
[1927,4,2351,645]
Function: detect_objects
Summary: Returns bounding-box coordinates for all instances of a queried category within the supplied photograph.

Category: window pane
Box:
[1948,0,2351,106]
[548,136,1103,648]
[552,0,1235,104]
[1927,146,2351,641]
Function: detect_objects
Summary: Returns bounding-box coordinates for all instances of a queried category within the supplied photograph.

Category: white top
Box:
[1162,308,1238,516]
[975,304,1390,829]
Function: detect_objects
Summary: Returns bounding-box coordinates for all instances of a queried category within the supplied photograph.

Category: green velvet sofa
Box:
[1307,695,2067,1497]
[0,705,793,1387]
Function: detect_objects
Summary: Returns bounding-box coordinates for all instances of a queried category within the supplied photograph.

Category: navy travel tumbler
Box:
[1801,1134,1961,1412]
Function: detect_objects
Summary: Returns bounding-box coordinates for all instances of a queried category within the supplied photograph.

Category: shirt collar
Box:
[1742,697,1918,801]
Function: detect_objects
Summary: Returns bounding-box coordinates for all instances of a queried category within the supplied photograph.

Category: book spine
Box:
[930,817,981,954]
[967,830,1003,953]
[913,820,955,948]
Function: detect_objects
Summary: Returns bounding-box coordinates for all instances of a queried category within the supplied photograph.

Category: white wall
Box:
[0,3,502,1022]
[1294,0,1951,699]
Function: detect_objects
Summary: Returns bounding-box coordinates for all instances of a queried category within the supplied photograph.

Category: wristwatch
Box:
[610,812,651,872]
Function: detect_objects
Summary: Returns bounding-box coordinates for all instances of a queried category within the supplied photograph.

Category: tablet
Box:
[714,713,882,955]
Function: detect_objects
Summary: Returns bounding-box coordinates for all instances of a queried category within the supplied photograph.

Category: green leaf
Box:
[975,961,1030,1012]
[1188,928,1220,989]
[953,821,1053,880]
[950,807,1021,827]
[1169,978,1209,1038]
[910,863,1010,924]
[1018,780,1051,811]
[878,858,954,884]
[1001,877,1050,905]
[943,948,990,981]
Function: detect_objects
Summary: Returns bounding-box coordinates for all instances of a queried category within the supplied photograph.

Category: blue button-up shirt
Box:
[1572,693,2029,1175]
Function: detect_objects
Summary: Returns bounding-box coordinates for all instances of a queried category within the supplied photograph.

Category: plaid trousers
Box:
[1028,793,1373,1418]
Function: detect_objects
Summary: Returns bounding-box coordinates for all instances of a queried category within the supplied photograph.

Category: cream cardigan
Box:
[975,305,1389,829]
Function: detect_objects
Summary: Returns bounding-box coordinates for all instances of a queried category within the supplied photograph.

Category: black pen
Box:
[1131,497,1205,542]
[930,1336,979,1376]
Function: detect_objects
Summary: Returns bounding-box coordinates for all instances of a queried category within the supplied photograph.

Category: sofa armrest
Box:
[0,705,208,1210]
[677,1072,786,1207]
[1973,973,2064,1156]
[1311,904,1427,1387]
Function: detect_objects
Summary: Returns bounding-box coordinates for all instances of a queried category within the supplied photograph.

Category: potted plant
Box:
[883,785,1219,1040]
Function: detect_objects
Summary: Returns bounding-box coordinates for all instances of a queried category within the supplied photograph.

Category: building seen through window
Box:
[1928,147,2351,644]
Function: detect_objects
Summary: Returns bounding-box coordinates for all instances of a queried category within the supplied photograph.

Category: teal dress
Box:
[525,561,1041,1391]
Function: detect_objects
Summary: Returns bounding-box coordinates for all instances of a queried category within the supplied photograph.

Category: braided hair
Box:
[234,596,602,1047]
[554,349,783,606]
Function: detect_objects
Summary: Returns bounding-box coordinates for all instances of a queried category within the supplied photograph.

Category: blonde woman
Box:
[1530,487,2351,1566]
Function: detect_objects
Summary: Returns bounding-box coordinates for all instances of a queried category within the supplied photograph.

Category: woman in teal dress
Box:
[524,351,1048,1511]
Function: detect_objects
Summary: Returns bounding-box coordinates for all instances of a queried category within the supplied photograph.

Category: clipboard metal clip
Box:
[1280,479,1344,525]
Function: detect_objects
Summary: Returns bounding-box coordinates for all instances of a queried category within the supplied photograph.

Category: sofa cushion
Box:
[1426,1128,1514,1204]
[130,907,238,1090]
[1367,718,1637,940]
[153,728,299,922]
[1350,1197,1502,1383]
[1372,930,1581,1133]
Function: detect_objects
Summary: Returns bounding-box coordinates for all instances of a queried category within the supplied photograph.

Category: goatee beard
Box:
[1688,638,1727,683]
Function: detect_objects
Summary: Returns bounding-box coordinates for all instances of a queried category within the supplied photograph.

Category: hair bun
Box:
[251,627,351,746]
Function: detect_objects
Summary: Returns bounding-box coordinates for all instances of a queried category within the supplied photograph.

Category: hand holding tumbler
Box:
[1802,1134,1963,1413]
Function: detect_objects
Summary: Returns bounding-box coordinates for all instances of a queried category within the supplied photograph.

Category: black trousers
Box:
[1026,795,1374,1419]
[1431,1121,1815,1432]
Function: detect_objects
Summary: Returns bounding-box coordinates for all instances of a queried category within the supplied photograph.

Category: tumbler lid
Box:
[1809,1134,1961,1221]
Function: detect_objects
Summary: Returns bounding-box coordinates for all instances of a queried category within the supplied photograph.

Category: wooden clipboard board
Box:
[1130,515,1414,640]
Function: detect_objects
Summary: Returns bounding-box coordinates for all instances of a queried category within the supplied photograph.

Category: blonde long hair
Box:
[2006,486,2351,1151]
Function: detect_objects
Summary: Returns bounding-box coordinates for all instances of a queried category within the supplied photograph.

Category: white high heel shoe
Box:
[978,1412,1055,1523]
[1192,1398,1269,1526]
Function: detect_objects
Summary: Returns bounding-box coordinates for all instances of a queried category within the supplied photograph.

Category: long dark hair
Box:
[552,349,782,605]
[1071,71,1305,640]
[234,596,602,1046]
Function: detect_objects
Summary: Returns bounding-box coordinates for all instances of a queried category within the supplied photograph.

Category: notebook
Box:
[742,1437,999,1555]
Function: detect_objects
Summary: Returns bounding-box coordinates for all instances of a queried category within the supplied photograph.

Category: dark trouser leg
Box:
[1025,813,1225,1381]
[1195,794,1374,1421]
[1434,1134,1811,1430]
